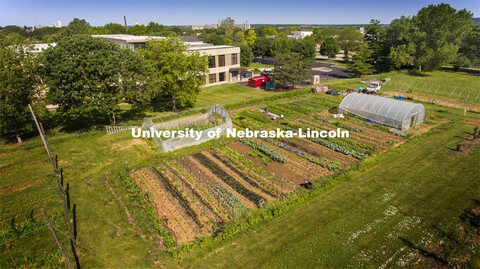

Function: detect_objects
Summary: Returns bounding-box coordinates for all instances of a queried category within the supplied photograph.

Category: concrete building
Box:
[266,30,314,41]
[93,34,240,86]
[189,45,241,86]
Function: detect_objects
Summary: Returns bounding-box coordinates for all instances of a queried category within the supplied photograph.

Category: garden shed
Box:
[338,93,425,131]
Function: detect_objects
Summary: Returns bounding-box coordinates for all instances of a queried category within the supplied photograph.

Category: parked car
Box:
[366,82,382,93]
[261,69,273,76]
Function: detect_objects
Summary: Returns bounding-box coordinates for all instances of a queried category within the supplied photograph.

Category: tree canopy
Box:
[320,37,339,57]
[386,3,473,72]
[0,39,42,142]
[41,35,152,127]
[139,36,208,111]
[274,52,313,89]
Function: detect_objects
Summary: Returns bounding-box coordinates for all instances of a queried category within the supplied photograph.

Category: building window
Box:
[218,55,225,67]
[219,72,225,82]
[209,74,216,84]
[208,56,216,68]
[231,54,238,65]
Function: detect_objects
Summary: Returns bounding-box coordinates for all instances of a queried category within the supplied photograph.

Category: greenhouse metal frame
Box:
[338,93,425,131]
[142,104,232,152]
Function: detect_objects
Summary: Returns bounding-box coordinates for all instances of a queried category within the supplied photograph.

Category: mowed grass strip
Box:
[179,122,480,268]
[195,84,283,108]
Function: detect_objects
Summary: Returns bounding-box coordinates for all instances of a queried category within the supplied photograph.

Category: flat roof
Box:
[93,34,240,50]
[92,34,164,43]
[187,45,238,51]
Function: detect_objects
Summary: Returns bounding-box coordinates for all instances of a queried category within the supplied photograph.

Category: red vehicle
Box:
[248,76,270,88]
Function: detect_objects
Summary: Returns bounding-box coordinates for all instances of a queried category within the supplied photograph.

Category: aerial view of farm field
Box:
[1,0,479,268]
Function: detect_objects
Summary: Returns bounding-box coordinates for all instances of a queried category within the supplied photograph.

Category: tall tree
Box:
[219,17,235,41]
[252,37,272,58]
[458,25,480,66]
[239,43,253,67]
[337,27,363,59]
[364,19,385,64]
[292,37,316,60]
[274,52,313,89]
[104,23,127,34]
[272,37,294,56]
[320,37,339,57]
[348,43,374,77]
[386,4,473,72]
[68,18,91,34]
[42,35,151,127]
[233,31,245,44]
[264,27,277,36]
[139,36,208,111]
[245,29,256,46]
[0,39,41,142]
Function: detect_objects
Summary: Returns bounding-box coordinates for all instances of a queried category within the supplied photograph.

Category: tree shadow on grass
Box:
[398,237,447,265]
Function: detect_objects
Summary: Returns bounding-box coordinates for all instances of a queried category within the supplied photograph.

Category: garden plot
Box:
[202,151,275,202]
[228,141,309,187]
[180,155,256,209]
[214,146,290,195]
[162,162,226,224]
[284,138,358,166]
[131,168,202,244]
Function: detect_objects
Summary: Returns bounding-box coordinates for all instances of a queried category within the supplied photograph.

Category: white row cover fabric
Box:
[338,93,425,130]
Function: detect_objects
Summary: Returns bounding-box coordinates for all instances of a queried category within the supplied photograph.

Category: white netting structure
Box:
[338,93,425,131]
[142,104,232,152]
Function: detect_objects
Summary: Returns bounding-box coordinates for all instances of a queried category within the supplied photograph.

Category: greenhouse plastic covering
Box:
[338,93,425,130]
[143,104,232,152]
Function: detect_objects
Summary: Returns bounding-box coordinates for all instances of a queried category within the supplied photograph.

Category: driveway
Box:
[310,62,350,81]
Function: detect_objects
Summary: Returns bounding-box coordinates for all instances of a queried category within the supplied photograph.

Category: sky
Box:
[0,0,479,27]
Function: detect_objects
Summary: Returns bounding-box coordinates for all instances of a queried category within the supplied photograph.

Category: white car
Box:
[366,82,381,93]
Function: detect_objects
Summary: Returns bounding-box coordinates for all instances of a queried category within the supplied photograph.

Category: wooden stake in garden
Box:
[41,207,74,269]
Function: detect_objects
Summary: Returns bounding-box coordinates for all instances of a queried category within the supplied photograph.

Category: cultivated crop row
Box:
[239,138,288,163]
[193,153,265,204]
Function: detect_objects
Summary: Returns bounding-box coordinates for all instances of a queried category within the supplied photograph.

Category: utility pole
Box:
[41,207,74,269]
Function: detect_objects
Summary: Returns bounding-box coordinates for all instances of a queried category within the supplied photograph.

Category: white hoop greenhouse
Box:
[142,104,232,152]
[338,93,425,131]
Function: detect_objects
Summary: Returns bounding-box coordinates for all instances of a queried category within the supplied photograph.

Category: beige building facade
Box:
[93,34,241,87]
[188,45,241,86]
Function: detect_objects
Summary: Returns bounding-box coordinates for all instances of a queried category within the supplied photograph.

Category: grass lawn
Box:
[0,131,160,267]
[319,70,479,106]
[381,70,480,104]
[178,121,480,268]
[194,83,283,108]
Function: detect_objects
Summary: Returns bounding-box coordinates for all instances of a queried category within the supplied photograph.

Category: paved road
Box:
[310,62,350,81]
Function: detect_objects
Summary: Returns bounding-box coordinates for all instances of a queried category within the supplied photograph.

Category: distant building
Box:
[191,20,250,31]
[93,34,241,86]
[31,43,56,53]
[266,30,313,40]
[53,20,62,28]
